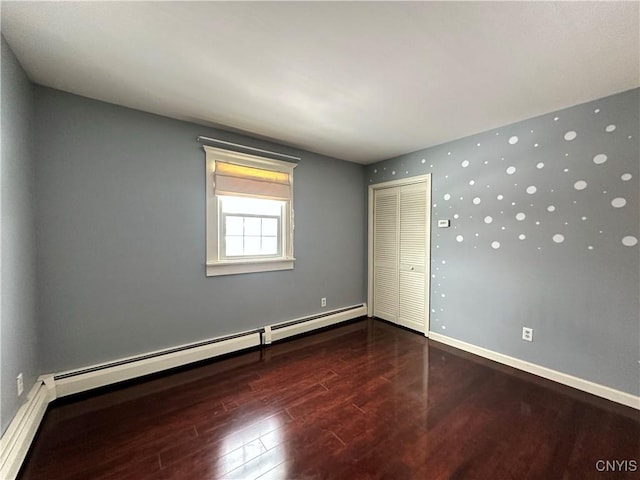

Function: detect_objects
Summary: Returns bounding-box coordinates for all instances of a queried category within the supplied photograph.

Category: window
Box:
[204,145,296,276]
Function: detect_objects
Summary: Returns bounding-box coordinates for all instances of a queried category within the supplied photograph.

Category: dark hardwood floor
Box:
[19,318,639,480]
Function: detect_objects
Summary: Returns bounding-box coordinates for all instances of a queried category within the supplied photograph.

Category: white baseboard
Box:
[54,331,263,398]
[269,304,368,342]
[429,331,640,410]
[0,378,55,480]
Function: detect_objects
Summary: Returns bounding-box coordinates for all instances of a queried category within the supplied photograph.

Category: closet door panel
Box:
[398,186,427,330]
[373,190,399,322]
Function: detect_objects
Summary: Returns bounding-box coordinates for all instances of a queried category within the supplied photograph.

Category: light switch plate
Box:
[437,219,450,228]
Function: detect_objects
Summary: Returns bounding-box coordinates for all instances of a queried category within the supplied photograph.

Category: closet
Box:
[368,175,431,334]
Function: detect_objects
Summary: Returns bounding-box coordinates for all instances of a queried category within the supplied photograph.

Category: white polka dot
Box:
[574,180,587,191]
[405,171,409,174]
[552,234,565,243]
[441,293,446,298]
[594,109,600,113]
[373,169,377,173]
[554,116,559,121]
[392,170,396,175]
[472,197,481,205]
[547,205,556,212]
[484,216,493,224]
[475,233,479,237]
[421,159,426,164]
[461,160,470,168]
[448,152,451,156]
[588,245,594,250]
[581,216,587,221]
[518,234,526,240]
[536,162,544,169]
[621,173,632,181]
[453,214,459,219]
[564,131,577,141]
[442,260,446,265]
[506,166,516,175]
[491,241,500,249]
[508,136,519,145]
[526,186,537,194]
[443,193,451,201]
[622,236,638,247]
[515,212,526,221]
[563,168,569,173]
[534,143,539,148]
[605,124,616,133]
[593,154,608,164]
[611,197,627,208]
[497,194,504,200]
[469,180,475,186]
[501,226,506,231]
[477,143,481,147]
[456,235,464,243]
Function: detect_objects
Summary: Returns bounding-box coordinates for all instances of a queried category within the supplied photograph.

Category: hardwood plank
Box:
[18,318,640,480]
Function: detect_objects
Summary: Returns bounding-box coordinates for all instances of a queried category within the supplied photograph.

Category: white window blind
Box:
[214,162,291,201]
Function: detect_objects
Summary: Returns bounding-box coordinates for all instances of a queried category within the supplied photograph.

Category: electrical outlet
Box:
[17,373,24,396]
[321,297,327,307]
[522,327,533,342]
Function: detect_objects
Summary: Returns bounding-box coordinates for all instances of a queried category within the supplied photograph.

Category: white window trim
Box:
[204,145,296,276]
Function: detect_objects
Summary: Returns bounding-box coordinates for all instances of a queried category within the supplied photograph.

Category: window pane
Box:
[244,237,261,255]
[261,237,278,255]
[244,217,261,236]
[262,218,278,236]
[221,196,283,216]
[225,236,244,256]
[225,216,244,236]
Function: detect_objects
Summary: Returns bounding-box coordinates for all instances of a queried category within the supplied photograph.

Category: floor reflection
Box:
[217,412,287,478]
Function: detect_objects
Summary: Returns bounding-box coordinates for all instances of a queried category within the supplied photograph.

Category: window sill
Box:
[206,257,295,277]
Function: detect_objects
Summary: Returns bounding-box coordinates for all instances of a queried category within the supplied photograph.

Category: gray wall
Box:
[367,88,640,396]
[34,87,367,373]
[1,37,39,433]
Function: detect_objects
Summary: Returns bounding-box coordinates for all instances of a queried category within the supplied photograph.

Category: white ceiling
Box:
[2,2,638,164]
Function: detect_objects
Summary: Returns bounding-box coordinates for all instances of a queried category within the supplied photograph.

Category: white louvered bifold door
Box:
[372,179,430,334]
[373,188,399,322]
[398,183,428,331]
